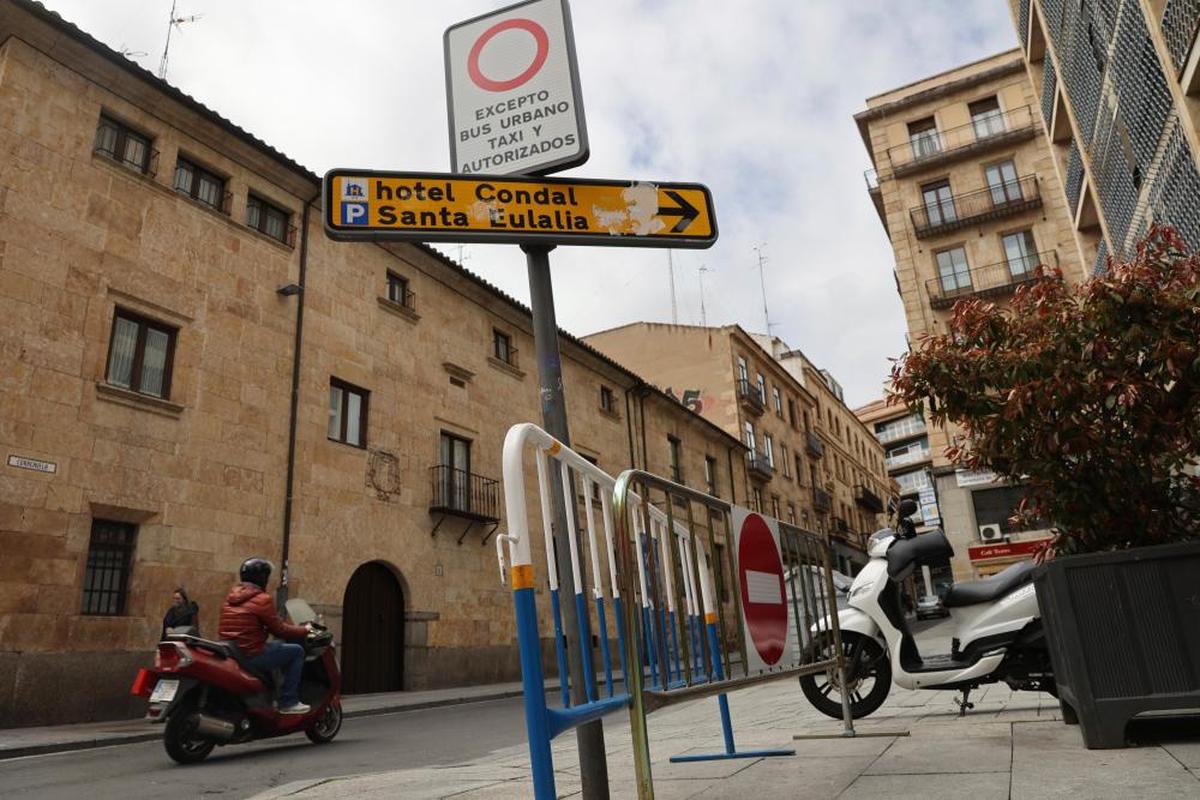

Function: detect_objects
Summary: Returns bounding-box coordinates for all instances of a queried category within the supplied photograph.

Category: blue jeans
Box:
[248,641,304,706]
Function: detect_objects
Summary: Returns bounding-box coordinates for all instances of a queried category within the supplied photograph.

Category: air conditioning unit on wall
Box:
[978,523,1004,542]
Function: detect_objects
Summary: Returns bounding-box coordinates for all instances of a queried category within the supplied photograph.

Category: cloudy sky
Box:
[40,0,1018,407]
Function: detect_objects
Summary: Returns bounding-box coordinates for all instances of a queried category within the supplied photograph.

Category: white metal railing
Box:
[885,447,931,468]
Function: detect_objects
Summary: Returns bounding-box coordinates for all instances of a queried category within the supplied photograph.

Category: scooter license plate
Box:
[149,679,179,703]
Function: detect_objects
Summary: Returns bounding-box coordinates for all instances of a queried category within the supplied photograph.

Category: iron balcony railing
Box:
[885,106,1038,176]
[745,451,774,481]
[834,517,850,534]
[388,287,417,312]
[910,175,1042,238]
[1162,0,1200,73]
[854,484,885,514]
[875,419,927,445]
[812,486,832,512]
[429,465,500,522]
[885,447,932,469]
[927,250,1058,310]
[94,140,160,177]
[805,430,824,458]
[736,378,765,416]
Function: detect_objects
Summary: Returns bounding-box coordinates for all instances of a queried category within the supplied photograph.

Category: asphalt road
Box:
[0,695,543,800]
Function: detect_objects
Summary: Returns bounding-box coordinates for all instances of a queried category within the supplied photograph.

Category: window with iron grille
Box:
[386,271,413,309]
[174,156,227,212]
[600,385,616,414]
[82,520,137,616]
[705,455,718,496]
[772,386,783,417]
[328,377,368,447]
[93,115,153,174]
[493,329,516,366]
[106,308,177,399]
[246,194,291,244]
[668,435,683,483]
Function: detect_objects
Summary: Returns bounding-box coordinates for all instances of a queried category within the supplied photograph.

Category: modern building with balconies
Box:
[854,50,1078,580]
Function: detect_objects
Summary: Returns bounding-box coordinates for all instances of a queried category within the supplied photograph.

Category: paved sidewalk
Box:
[0,678,555,760]
[247,682,1200,800]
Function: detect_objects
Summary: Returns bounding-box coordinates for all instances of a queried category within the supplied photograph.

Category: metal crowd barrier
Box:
[498,423,854,800]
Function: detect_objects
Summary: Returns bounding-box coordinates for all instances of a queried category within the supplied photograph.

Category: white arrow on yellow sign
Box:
[323,169,717,249]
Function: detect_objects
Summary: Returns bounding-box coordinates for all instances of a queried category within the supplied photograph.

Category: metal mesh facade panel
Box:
[1092,239,1109,275]
[1111,1,1173,171]
[1162,0,1200,71]
[1066,141,1084,210]
[1090,97,1139,252]
[1061,0,1106,143]
[1042,0,1067,38]
[1020,0,1032,46]
[1151,123,1200,249]
[1041,56,1058,127]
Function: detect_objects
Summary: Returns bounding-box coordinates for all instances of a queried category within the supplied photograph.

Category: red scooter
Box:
[132,599,342,764]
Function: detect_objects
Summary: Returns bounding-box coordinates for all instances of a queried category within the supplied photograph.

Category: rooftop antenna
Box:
[667,250,678,324]
[119,45,147,60]
[456,244,471,264]
[697,264,710,327]
[753,243,774,335]
[158,1,203,80]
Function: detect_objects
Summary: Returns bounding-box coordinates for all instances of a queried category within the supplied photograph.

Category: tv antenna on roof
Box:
[157,1,203,80]
[667,250,678,324]
[119,45,147,60]
[698,264,711,327]
[753,243,776,335]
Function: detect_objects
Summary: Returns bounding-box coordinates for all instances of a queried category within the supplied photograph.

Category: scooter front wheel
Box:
[305,700,342,744]
[799,631,891,720]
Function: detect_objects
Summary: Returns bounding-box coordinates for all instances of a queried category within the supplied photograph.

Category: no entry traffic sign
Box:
[731,506,793,673]
[445,0,588,175]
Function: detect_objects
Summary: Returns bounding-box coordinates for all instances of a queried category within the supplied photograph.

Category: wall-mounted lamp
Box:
[276,283,302,297]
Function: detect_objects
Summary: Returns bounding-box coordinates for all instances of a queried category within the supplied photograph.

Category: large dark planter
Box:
[1035,540,1200,749]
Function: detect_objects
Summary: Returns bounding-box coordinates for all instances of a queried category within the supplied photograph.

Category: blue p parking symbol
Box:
[341,202,368,226]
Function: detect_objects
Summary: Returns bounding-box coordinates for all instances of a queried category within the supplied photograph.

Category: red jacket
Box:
[217,583,309,657]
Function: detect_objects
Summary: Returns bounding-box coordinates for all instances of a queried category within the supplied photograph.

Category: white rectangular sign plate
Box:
[444,0,588,175]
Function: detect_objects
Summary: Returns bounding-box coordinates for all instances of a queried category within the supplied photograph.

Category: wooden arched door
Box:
[341,562,404,694]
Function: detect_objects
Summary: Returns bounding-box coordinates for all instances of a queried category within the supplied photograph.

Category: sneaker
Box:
[279,701,311,715]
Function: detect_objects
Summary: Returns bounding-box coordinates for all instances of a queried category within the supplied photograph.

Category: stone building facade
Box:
[0,0,748,726]
[581,323,892,574]
[854,49,1085,580]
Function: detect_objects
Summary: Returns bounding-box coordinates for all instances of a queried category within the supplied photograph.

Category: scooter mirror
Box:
[898,498,918,519]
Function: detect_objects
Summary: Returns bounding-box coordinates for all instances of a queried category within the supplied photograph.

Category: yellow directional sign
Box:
[323,169,717,249]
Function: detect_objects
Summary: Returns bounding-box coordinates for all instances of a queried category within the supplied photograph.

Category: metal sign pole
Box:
[524,243,609,798]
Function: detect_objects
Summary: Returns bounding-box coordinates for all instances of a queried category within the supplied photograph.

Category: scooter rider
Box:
[218,558,312,715]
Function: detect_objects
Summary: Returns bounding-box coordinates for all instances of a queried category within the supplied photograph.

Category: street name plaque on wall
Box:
[7,454,57,474]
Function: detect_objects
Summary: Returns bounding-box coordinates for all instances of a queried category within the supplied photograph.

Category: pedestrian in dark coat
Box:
[162,587,200,639]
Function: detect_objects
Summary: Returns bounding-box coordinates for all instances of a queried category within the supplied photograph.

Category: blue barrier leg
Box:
[668,620,795,763]
[642,605,659,689]
[549,589,570,708]
[668,610,682,686]
[574,592,597,703]
[614,596,630,685]
[655,604,670,688]
[514,585,557,799]
[595,596,614,698]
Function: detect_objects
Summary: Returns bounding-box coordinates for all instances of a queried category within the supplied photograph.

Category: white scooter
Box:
[800,499,1055,719]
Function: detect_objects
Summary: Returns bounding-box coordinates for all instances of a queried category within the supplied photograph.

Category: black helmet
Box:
[239,557,273,589]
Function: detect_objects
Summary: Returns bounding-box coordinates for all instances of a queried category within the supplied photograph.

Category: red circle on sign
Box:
[467,18,550,92]
[738,513,788,666]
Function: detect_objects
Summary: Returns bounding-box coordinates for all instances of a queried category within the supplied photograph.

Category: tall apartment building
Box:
[582,323,892,575]
[1010,0,1200,267]
[854,397,936,529]
[0,0,749,726]
[855,50,1085,579]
